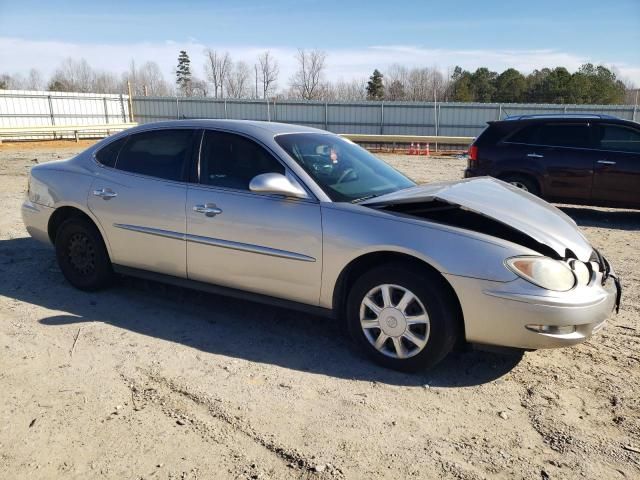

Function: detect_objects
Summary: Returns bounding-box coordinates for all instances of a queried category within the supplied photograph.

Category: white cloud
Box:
[1,37,638,88]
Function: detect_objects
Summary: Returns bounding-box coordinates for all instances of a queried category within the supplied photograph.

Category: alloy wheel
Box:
[359,284,430,359]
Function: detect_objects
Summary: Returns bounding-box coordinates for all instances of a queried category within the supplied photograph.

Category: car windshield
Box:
[275,133,415,202]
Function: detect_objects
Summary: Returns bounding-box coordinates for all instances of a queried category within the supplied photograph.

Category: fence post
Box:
[126,80,134,122]
[266,97,271,121]
[223,98,228,119]
[47,95,55,126]
[103,97,109,124]
[119,94,126,122]
[498,104,502,120]
[324,102,329,131]
[176,97,180,119]
[434,101,438,152]
[380,102,384,135]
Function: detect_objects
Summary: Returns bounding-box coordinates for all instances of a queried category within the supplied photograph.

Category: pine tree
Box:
[366,69,384,100]
[176,50,192,96]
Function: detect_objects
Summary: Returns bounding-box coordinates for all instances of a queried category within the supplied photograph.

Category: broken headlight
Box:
[506,256,576,292]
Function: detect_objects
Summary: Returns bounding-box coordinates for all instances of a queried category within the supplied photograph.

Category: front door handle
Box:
[597,160,616,165]
[193,203,223,217]
[527,153,544,158]
[93,188,117,199]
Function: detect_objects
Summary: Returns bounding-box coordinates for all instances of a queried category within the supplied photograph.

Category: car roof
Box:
[503,113,619,121]
[124,119,328,137]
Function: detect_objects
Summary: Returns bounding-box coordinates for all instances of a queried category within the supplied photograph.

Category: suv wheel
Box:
[346,263,460,372]
[55,217,113,291]
[500,174,540,196]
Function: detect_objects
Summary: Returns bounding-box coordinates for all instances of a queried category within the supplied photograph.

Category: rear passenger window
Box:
[535,124,591,148]
[95,136,127,168]
[200,130,285,190]
[115,129,195,181]
[506,125,538,144]
[598,125,640,153]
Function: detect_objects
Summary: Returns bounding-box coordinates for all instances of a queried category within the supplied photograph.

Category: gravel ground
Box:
[0,140,638,480]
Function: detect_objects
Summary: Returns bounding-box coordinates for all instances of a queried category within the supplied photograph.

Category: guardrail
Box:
[0,123,137,141]
[340,133,474,145]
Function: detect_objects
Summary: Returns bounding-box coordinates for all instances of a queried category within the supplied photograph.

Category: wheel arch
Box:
[47,205,111,258]
[496,171,543,195]
[331,251,465,338]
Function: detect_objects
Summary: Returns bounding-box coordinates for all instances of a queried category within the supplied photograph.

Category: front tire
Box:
[346,263,460,372]
[55,217,113,291]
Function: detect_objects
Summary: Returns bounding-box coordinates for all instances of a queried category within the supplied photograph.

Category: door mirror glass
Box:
[249,173,308,199]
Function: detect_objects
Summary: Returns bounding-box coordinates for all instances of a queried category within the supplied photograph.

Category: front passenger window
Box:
[598,125,640,153]
[200,130,285,190]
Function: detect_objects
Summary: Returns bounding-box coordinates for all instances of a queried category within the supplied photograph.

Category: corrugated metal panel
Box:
[0,89,129,128]
[2,90,637,137]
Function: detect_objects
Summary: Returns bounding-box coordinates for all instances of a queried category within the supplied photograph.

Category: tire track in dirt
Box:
[120,369,346,479]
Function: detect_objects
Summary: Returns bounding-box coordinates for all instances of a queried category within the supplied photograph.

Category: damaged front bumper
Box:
[444,268,620,350]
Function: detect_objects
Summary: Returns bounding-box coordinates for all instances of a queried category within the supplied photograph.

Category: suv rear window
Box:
[507,123,591,148]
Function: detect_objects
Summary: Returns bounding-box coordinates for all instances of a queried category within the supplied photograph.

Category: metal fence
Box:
[133,97,638,137]
[0,89,131,128]
[1,89,637,138]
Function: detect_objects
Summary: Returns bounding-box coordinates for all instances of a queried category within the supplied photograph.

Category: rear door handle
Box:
[93,188,117,199]
[527,153,544,158]
[193,203,223,217]
[597,160,616,165]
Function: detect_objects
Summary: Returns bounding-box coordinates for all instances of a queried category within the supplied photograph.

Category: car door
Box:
[508,122,597,202]
[591,122,640,207]
[88,128,197,278]
[186,129,323,305]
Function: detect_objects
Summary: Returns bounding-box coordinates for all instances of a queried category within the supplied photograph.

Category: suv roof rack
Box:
[503,113,619,121]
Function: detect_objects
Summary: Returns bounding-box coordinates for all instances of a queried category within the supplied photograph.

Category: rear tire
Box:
[346,263,460,372]
[500,174,540,196]
[55,217,113,291]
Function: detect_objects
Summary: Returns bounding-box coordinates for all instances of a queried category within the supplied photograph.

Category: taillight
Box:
[468,145,478,168]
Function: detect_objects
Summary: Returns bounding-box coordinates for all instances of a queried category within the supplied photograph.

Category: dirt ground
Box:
[0,140,638,480]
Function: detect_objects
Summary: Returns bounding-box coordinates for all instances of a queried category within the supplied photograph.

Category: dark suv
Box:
[464,114,640,209]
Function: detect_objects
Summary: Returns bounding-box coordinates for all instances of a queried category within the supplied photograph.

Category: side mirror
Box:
[249,173,308,199]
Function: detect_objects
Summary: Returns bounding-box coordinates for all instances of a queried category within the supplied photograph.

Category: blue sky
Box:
[1,0,639,84]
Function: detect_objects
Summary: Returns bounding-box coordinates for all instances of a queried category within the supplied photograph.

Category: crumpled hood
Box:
[362,177,593,261]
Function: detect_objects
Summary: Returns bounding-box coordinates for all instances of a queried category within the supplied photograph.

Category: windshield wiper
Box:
[351,194,379,203]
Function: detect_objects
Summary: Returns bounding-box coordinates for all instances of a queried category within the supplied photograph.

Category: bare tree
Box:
[25,69,44,90]
[384,64,408,100]
[139,61,171,96]
[257,51,279,98]
[93,71,120,93]
[0,73,25,90]
[122,61,171,96]
[204,49,232,98]
[226,61,251,98]
[330,78,367,101]
[289,49,327,100]
[191,78,209,97]
[48,58,95,92]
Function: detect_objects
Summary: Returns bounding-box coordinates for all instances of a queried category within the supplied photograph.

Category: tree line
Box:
[1,49,637,105]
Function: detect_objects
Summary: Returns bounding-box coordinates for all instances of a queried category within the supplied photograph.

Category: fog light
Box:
[526,324,576,335]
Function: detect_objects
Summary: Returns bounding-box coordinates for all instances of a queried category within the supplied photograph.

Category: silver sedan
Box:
[22,120,621,371]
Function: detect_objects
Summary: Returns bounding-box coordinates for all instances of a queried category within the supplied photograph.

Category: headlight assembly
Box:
[506,256,576,291]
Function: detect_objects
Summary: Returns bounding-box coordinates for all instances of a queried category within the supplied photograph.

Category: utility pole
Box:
[254,64,258,99]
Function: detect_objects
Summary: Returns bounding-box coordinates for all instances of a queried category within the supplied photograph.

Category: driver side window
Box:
[200,130,285,191]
